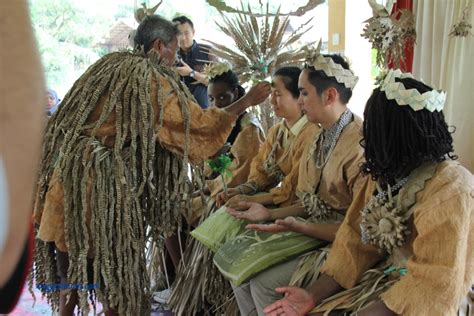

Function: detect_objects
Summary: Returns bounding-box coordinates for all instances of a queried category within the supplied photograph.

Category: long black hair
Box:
[361,77,457,184]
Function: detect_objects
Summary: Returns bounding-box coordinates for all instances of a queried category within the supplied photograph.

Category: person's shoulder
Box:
[265,121,285,140]
[343,113,363,142]
[415,161,474,209]
[300,120,321,136]
[240,112,263,130]
[432,161,474,192]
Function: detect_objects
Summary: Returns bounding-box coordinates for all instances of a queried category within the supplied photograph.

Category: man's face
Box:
[297,69,325,123]
[157,37,179,66]
[176,22,195,50]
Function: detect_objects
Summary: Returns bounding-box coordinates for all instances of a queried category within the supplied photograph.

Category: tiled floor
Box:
[9,286,52,315]
[9,286,175,315]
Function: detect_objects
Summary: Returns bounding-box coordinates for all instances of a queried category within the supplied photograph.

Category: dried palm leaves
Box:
[449,3,473,38]
[207,0,324,17]
[205,1,317,84]
[362,0,416,69]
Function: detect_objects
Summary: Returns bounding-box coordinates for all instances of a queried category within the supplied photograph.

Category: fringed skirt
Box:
[168,200,239,316]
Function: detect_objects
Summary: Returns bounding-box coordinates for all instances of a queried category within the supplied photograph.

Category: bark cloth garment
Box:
[244,115,319,206]
[313,161,474,316]
[168,116,319,315]
[31,50,238,315]
[227,114,369,314]
[184,112,265,225]
[190,115,321,252]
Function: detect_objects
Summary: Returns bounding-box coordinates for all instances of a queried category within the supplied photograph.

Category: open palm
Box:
[263,286,316,316]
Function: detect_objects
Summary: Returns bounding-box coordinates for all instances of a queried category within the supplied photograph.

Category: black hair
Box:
[209,70,246,145]
[209,70,246,99]
[172,16,194,29]
[361,77,457,184]
[272,66,301,99]
[305,54,353,104]
[134,15,179,53]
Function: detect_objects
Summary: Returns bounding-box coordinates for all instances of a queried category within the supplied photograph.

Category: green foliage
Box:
[207,154,233,177]
[29,0,125,93]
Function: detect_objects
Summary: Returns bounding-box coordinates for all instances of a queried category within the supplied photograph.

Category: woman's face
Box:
[208,81,238,108]
[297,69,326,124]
[270,76,301,119]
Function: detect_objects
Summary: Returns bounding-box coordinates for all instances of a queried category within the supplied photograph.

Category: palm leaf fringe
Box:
[30,50,194,315]
[168,202,238,316]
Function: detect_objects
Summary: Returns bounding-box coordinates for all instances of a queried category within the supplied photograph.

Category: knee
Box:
[249,273,274,295]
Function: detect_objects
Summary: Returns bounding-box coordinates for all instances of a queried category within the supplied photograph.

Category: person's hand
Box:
[263,287,316,316]
[176,60,193,77]
[227,202,271,222]
[215,188,239,207]
[225,194,252,210]
[244,82,271,107]
[246,216,298,233]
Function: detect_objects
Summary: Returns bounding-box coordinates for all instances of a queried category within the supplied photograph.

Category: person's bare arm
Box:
[222,82,271,116]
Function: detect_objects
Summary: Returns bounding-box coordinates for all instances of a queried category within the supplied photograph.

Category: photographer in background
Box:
[172,16,216,109]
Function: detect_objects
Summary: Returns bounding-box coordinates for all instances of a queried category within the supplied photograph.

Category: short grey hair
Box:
[134,15,179,53]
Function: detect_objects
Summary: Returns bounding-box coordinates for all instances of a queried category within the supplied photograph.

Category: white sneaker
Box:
[153,288,172,304]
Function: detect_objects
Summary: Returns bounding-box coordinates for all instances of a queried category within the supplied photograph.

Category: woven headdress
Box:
[304,41,358,90]
[378,69,446,112]
[203,62,233,81]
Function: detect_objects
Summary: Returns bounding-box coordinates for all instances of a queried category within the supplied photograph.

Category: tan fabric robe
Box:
[34,73,238,252]
[321,161,474,316]
[247,116,320,206]
[206,113,265,198]
[297,115,366,213]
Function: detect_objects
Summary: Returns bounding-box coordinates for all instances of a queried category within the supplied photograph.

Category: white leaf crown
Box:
[379,69,446,112]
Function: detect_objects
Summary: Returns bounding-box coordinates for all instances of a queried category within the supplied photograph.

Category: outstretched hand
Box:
[245,82,271,106]
[246,216,298,233]
[227,201,271,222]
[215,188,239,207]
[225,194,252,210]
[263,287,316,316]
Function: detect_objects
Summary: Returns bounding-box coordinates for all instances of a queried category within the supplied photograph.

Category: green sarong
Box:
[190,206,246,252]
[213,229,325,286]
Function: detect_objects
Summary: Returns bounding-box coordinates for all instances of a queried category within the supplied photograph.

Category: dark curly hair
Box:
[361,77,457,184]
[305,54,353,104]
[209,70,246,99]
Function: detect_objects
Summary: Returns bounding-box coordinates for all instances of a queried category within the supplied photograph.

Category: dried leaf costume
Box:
[31,50,237,314]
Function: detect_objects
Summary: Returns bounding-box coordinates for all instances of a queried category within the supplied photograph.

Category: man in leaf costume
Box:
[31,15,270,315]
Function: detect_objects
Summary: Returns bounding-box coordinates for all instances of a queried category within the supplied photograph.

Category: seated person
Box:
[218,66,320,210]
[159,65,265,305]
[185,63,266,226]
[168,66,319,314]
[227,52,366,316]
[263,69,473,316]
